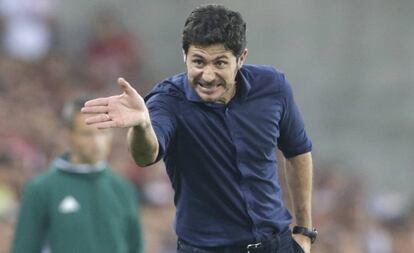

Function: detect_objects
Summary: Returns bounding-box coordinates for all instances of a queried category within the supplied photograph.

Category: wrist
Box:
[133,121,151,131]
[132,114,152,131]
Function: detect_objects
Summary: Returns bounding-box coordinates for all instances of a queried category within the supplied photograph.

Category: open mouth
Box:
[198,83,222,89]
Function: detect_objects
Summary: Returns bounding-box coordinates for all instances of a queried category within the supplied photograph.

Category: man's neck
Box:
[217,83,237,104]
[70,153,95,165]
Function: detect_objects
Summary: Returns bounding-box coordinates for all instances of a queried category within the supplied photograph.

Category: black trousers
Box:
[177,229,305,253]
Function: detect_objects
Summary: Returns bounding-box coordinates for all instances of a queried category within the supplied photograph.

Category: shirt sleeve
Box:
[12,180,48,253]
[146,93,178,162]
[277,74,312,158]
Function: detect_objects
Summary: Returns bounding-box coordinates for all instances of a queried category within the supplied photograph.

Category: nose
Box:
[201,66,215,83]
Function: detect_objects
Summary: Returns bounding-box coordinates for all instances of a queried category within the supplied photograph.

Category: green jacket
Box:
[12,154,144,253]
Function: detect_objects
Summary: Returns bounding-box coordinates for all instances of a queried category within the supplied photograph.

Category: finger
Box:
[118,77,133,95]
[85,114,111,125]
[84,97,109,107]
[81,106,109,114]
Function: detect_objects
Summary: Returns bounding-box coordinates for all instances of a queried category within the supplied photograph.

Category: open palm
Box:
[81,78,150,129]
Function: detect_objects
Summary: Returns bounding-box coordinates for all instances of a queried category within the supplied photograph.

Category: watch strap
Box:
[292,226,318,244]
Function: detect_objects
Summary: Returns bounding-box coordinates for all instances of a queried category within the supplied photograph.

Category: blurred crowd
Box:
[309,166,414,253]
[0,1,413,253]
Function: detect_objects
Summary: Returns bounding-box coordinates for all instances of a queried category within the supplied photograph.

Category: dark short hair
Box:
[61,96,91,129]
[182,4,247,57]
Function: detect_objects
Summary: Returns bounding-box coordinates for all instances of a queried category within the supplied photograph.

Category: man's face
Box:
[184,44,247,103]
[70,113,112,164]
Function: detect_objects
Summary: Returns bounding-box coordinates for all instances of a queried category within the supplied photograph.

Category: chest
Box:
[177,96,283,160]
[47,177,127,232]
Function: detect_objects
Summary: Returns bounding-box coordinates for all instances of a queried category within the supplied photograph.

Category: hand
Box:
[81,78,150,129]
[292,234,311,253]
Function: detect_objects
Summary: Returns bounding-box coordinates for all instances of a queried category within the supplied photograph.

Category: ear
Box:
[182,50,187,63]
[237,48,248,69]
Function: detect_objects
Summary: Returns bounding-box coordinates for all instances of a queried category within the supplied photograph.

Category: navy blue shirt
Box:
[145,64,312,247]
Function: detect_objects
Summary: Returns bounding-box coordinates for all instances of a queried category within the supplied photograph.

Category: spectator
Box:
[84,7,143,93]
[11,97,144,253]
[0,0,58,62]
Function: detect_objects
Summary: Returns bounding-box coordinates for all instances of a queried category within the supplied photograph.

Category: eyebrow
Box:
[191,54,229,61]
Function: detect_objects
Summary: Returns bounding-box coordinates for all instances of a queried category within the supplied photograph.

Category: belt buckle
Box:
[246,242,262,253]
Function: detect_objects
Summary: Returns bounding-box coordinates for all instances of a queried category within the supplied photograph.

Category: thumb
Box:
[118,77,133,94]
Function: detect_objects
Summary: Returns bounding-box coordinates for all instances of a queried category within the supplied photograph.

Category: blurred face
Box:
[184,44,247,103]
[70,113,112,164]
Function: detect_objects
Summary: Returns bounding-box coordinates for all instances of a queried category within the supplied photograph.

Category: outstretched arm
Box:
[285,152,313,253]
[81,78,158,166]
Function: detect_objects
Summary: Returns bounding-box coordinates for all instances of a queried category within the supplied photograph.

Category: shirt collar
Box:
[183,68,251,103]
[236,68,251,100]
[53,153,107,174]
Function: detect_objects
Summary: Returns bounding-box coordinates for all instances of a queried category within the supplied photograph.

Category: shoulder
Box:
[25,169,57,190]
[106,170,136,196]
[242,64,285,79]
[21,169,57,200]
[241,64,289,94]
[145,73,187,102]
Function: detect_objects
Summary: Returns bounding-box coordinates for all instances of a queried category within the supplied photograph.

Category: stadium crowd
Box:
[0,3,413,253]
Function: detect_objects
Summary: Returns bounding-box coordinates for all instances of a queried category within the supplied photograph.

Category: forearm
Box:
[127,120,159,167]
[285,152,313,228]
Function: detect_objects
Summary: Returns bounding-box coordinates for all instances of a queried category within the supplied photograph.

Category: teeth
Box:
[199,83,220,88]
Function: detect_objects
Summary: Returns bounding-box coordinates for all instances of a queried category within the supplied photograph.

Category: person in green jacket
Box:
[12,97,144,253]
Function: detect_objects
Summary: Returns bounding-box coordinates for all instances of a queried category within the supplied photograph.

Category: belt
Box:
[177,229,290,253]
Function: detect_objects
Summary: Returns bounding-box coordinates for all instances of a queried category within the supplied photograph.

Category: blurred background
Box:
[0,0,413,252]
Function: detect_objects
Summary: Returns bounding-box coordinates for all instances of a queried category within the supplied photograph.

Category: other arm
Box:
[12,181,48,253]
[285,151,313,253]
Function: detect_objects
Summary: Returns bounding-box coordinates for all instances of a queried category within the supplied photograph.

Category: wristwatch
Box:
[292,226,318,244]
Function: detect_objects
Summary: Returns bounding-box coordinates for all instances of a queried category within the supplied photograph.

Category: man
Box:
[82,4,316,253]
[12,97,143,253]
